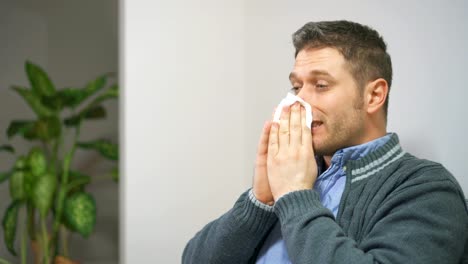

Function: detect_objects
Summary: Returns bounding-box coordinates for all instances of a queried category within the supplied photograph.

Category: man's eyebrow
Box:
[289,70,337,82]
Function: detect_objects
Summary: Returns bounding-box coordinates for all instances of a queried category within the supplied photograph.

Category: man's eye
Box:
[316,84,328,90]
[290,87,300,94]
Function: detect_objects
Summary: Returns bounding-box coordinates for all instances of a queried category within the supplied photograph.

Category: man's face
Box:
[289,47,367,156]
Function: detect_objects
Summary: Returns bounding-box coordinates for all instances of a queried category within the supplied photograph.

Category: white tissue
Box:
[273,93,313,129]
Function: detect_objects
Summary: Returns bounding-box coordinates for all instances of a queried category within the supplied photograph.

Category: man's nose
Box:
[295,89,315,111]
[295,89,308,104]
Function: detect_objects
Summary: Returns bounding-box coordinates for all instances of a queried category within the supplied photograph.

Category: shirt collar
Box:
[317,133,394,174]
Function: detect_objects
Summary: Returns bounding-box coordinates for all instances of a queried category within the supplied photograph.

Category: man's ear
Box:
[365,78,388,114]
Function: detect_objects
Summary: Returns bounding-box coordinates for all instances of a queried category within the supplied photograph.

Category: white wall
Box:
[123,1,246,263]
[124,0,468,262]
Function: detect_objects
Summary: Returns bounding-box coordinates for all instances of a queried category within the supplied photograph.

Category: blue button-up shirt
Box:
[255,134,392,263]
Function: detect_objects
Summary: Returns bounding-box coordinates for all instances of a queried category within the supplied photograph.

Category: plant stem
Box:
[52,132,63,174]
[61,225,69,257]
[21,208,28,264]
[48,129,62,257]
[41,216,50,264]
[66,177,91,192]
[51,125,81,258]
[27,203,36,240]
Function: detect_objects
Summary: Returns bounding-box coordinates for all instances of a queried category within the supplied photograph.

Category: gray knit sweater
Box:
[182,134,468,263]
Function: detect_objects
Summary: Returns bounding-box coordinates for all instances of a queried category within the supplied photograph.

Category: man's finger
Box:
[290,102,301,149]
[301,106,313,149]
[268,122,279,157]
[278,105,290,149]
[257,121,272,156]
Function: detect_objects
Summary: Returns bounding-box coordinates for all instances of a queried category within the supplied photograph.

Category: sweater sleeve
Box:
[274,174,468,264]
[182,189,278,264]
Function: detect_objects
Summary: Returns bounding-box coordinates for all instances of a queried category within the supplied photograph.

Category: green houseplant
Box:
[0,61,119,264]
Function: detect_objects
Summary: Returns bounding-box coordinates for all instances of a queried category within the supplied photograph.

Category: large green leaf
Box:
[0,170,12,184]
[42,75,108,111]
[83,105,106,119]
[31,172,56,217]
[7,120,36,140]
[0,145,15,153]
[2,200,22,256]
[84,75,107,96]
[7,117,60,141]
[32,116,61,141]
[28,147,47,178]
[60,88,87,106]
[67,170,91,192]
[25,61,56,97]
[9,171,26,201]
[11,86,56,117]
[63,116,81,127]
[77,139,118,160]
[23,171,35,200]
[14,156,28,171]
[64,105,107,127]
[40,94,63,111]
[42,88,87,110]
[63,192,96,238]
[89,84,118,106]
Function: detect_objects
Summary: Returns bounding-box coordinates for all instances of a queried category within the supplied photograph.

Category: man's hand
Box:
[253,120,275,205]
[267,103,317,201]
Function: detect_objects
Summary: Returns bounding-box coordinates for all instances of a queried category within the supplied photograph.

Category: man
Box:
[182,20,468,263]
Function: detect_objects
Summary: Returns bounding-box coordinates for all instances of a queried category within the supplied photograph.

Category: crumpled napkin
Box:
[273,93,313,129]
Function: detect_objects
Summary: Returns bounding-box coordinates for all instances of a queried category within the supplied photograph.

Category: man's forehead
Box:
[294,47,344,66]
[291,47,346,80]
[289,69,336,81]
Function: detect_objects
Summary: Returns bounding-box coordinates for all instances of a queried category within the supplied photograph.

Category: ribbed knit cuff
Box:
[231,189,278,236]
[274,189,333,222]
[248,189,275,212]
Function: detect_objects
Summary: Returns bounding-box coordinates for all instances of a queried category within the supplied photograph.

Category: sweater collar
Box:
[316,133,392,178]
[345,133,406,183]
[330,133,392,167]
